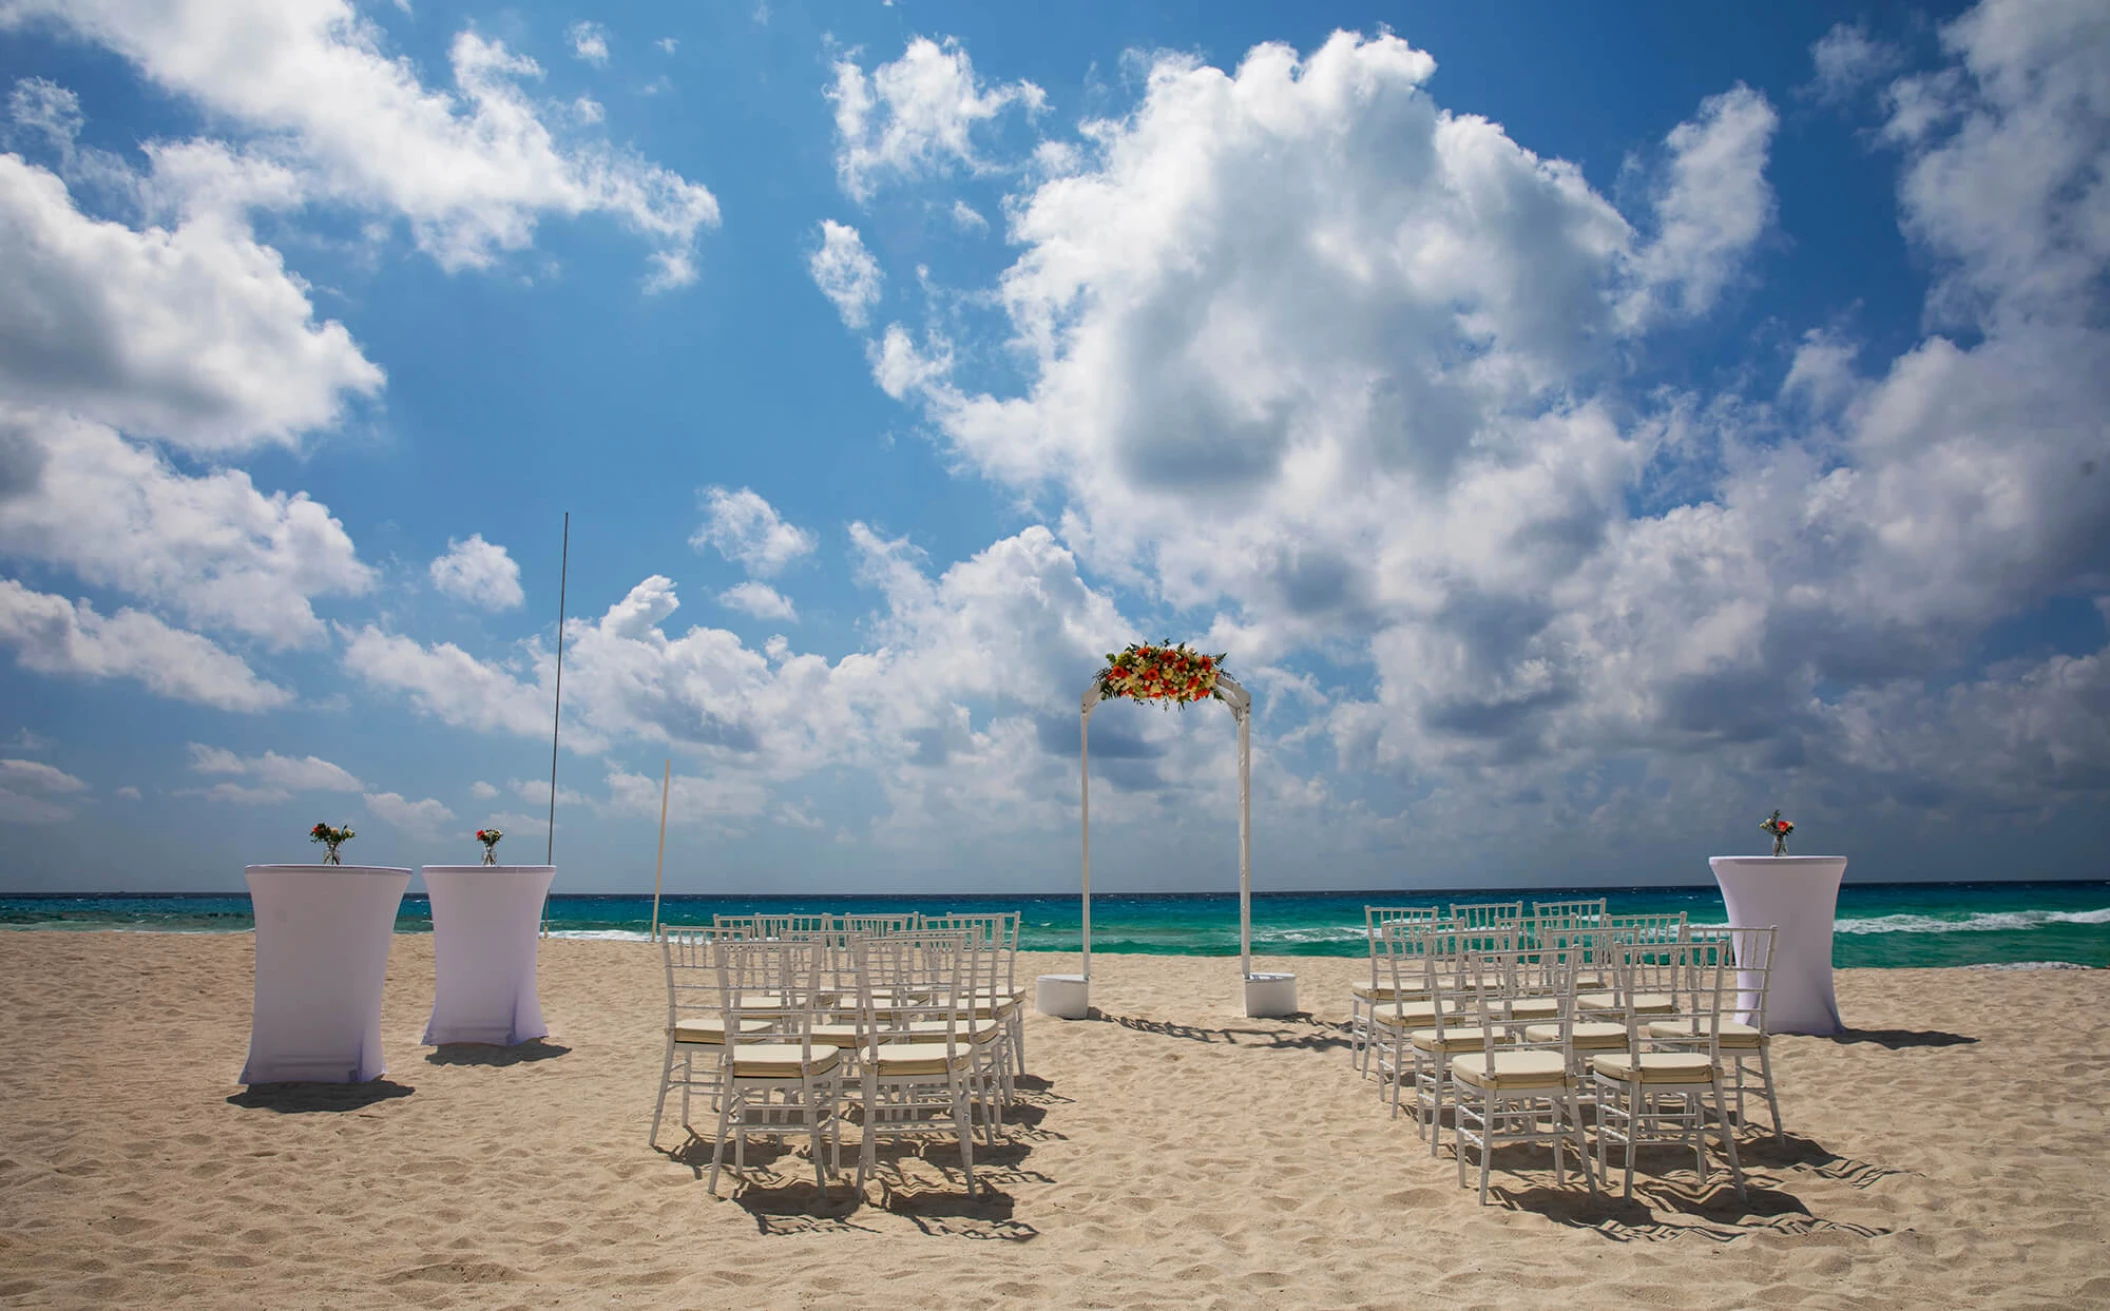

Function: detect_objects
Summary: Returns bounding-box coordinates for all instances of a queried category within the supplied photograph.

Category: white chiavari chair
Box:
[705,938,845,1195]
[1651,926,1783,1144]
[1576,914,1689,1016]
[852,930,980,1197]
[1448,945,1591,1204]
[1591,937,1747,1202]
[1406,923,1513,1156]
[1352,905,1440,1076]
[650,928,771,1150]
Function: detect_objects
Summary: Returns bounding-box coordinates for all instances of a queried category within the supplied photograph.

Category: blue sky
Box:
[1,0,2105,894]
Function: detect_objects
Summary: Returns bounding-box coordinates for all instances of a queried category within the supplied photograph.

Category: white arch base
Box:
[1036,672,1295,1020]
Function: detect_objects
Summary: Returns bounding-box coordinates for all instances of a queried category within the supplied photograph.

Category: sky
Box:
[0,0,2106,895]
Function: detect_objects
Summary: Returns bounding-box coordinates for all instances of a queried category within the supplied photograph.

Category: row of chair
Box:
[1354,905,1783,1203]
[649,914,1029,1199]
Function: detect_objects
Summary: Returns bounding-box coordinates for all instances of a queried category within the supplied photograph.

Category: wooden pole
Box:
[650,759,670,942]
[1080,708,1092,981]
[540,511,569,939]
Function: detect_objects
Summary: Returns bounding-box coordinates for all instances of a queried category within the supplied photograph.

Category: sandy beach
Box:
[3,933,2107,1309]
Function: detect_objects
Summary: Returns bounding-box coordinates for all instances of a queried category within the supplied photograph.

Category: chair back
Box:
[853,929,975,1061]
[1705,924,1777,1033]
[1464,945,1573,1057]
[1607,936,1733,1064]
[1532,897,1608,926]
[1448,901,1523,931]
[1365,905,1439,989]
[925,912,1020,1000]
[715,937,828,1068]
[842,913,920,936]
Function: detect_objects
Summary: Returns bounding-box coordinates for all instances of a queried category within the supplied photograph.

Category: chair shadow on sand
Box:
[226,1078,415,1114]
[424,1038,572,1067]
[660,1107,1049,1240]
[1468,1129,1905,1242]
[1099,1010,1353,1055]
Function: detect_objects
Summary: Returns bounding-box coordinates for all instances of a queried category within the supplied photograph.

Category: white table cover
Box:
[1710,855,1848,1036]
[420,865,556,1046]
[242,864,410,1084]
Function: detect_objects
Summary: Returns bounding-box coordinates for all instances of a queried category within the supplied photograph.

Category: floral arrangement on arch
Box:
[1096,641,1227,707]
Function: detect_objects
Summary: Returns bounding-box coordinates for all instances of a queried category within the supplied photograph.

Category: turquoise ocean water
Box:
[2,883,2106,968]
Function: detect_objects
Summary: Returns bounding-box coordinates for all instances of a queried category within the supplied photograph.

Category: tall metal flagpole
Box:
[540,512,569,937]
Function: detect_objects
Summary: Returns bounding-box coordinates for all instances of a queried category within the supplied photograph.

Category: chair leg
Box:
[707,1085,736,1195]
[1476,1093,1493,1206]
[953,1083,978,1199]
[648,1034,676,1148]
[1710,1078,1747,1202]
[1758,1044,1785,1145]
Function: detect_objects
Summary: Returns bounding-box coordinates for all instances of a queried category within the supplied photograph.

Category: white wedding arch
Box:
[1036,652,1298,1019]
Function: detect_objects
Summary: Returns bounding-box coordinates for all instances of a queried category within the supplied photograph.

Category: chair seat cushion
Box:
[1351,983,1428,1001]
[893,1019,1003,1044]
[1591,1051,1718,1084]
[1450,1050,1572,1091]
[1645,1019,1763,1049]
[1410,1026,1498,1053]
[1371,1001,1440,1027]
[807,1023,863,1047]
[1527,1021,1627,1049]
[672,1017,772,1045]
[728,1043,841,1078]
[1577,991,1676,1015]
[1506,998,1561,1021]
[871,1043,972,1077]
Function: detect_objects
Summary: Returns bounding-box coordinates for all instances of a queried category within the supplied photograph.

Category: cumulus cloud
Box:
[364,789,455,834]
[720,581,797,621]
[429,533,526,611]
[1809,23,1905,104]
[690,486,816,576]
[340,624,561,742]
[0,577,293,711]
[0,757,84,824]
[828,35,1046,201]
[0,411,374,648]
[3,0,721,288]
[0,148,383,452]
[808,219,883,328]
[1624,83,1779,320]
[186,742,363,791]
[853,15,2110,837]
[469,779,499,799]
[567,20,608,66]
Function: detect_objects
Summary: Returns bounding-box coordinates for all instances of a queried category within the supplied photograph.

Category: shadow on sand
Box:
[425,1039,572,1067]
[226,1078,415,1113]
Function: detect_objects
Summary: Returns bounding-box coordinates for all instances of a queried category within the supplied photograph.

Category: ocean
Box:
[2,882,2106,968]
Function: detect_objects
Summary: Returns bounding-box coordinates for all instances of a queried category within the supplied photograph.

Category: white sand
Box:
[2,933,2107,1308]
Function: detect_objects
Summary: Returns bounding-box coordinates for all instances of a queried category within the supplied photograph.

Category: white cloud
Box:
[183,781,292,805]
[469,779,499,799]
[848,18,2110,837]
[429,533,525,611]
[114,785,140,800]
[808,219,883,329]
[690,486,816,576]
[573,96,604,125]
[340,624,561,741]
[0,410,375,648]
[0,149,383,452]
[186,742,363,791]
[720,581,797,621]
[948,199,988,233]
[364,790,455,834]
[1624,84,1779,321]
[0,758,85,793]
[828,35,1046,201]
[1809,23,1904,104]
[567,20,608,66]
[656,37,678,54]
[0,577,292,711]
[0,788,71,824]
[4,0,721,287]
